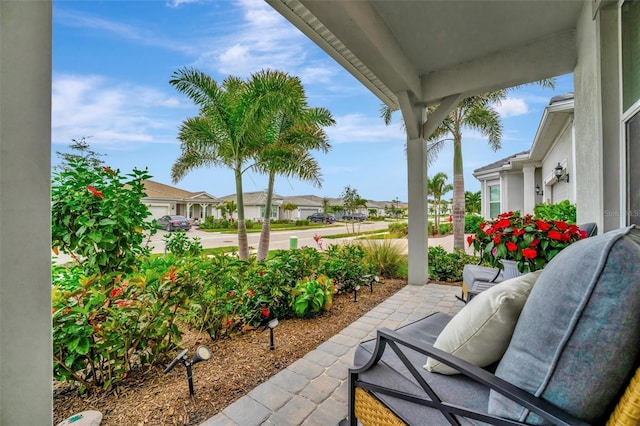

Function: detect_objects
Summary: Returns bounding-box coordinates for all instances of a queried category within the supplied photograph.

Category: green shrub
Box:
[51,159,156,275]
[321,244,371,292]
[361,240,406,278]
[163,230,203,257]
[291,275,334,317]
[52,258,196,392]
[295,219,310,226]
[534,200,577,223]
[438,223,452,235]
[464,214,484,233]
[428,246,478,282]
[388,221,408,237]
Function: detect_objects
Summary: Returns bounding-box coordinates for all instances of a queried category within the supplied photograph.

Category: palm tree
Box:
[427,92,504,248]
[465,190,481,214]
[170,68,298,260]
[255,103,334,260]
[427,172,453,235]
[383,80,554,250]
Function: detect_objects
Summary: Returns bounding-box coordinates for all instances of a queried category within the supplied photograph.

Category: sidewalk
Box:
[202,283,465,426]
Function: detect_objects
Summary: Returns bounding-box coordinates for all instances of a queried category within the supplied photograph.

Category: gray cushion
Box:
[354,313,491,425]
[489,225,640,424]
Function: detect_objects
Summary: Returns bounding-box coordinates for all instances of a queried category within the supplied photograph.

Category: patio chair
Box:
[344,225,639,425]
[459,222,598,303]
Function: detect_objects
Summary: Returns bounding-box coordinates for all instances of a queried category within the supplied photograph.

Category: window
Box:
[260,205,278,219]
[489,185,501,218]
[622,0,640,111]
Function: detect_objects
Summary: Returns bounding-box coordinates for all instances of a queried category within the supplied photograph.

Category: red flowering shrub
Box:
[468,211,586,272]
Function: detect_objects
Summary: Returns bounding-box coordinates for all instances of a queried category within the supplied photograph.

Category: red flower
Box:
[117,301,127,308]
[110,287,123,298]
[561,232,572,242]
[522,248,537,259]
[258,270,265,276]
[498,211,514,218]
[506,242,518,252]
[548,230,563,240]
[495,218,511,229]
[247,290,255,297]
[530,238,540,247]
[448,215,453,223]
[579,230,588,239]
[485,226,495,236]
[467,235,473,245]
[512,228,525,236]
[554,221,568,231]
[224,318,233,328]
[261,306,270,318]
[493,235,501,244]
[479,222,486,230]
[536,220,550,231]
[87,186,104,199]
[228,291,236,297]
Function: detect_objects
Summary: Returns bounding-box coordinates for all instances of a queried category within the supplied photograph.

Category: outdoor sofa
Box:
[344,225,640,425]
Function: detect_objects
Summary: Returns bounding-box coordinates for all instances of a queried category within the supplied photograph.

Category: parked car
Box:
[157,215,191,231]
[307,212,336,224]
[343,212,367,222]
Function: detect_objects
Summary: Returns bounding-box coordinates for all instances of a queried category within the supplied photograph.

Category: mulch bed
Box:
[54,278,457,425]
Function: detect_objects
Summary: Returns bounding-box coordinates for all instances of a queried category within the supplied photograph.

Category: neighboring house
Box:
[281,195,325,219]
[218,192,284,222]
[142,180,220,223]
[474,94,575,218]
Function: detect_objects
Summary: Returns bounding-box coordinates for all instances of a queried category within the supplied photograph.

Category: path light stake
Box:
[267,318,279,350]
[164,346,211,396]
[353,285,361,302]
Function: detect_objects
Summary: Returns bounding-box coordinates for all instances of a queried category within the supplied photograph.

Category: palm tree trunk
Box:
[257,172,275,261]
[453,136,465,250]
[235,166,249,260]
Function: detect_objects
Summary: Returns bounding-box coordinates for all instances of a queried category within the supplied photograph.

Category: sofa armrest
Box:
[349,327,590,426]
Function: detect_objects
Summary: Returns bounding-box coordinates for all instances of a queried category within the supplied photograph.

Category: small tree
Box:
[51,158,156,275]
[281,202,298,220]
[55,137,105,171]
[341,185,367,233]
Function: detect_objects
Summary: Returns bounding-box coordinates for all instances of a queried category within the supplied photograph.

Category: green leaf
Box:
[99,218,117,226]
[88,232,102,243]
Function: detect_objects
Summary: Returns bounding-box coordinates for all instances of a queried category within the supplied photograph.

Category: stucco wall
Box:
[541,118,574,204]
[574,2,604,229]
[504,173,524,213]
[0,2,53,424]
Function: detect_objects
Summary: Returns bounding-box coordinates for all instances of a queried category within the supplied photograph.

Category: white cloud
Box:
[326,114,405,145]
[52,74,187,147]
[494,97,529,117]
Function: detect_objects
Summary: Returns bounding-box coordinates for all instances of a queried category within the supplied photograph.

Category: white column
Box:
[1,2,53,424]
[407,136,429,285]
[522,165,536,215]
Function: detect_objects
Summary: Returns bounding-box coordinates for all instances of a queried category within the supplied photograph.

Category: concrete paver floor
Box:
[202,283,465,426]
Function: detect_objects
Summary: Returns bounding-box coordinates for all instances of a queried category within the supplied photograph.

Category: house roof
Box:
[218,191,285,205]
[473,150,530,175]
[142,180,218,202]
[267,1,583,110]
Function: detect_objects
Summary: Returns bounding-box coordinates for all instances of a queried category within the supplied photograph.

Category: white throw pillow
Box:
[424,270,542,375]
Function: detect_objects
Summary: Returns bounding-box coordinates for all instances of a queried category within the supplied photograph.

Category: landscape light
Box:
[353,284,361,302]
[164,346,211,396]
[267,318,279,350]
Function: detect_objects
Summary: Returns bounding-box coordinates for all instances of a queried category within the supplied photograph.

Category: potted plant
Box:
[467,211,587,274]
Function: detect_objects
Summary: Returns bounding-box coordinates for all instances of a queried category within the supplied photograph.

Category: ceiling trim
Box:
[422,29,577,105]
[266,0,400,108]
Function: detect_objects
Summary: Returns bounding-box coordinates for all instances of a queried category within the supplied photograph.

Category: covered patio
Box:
[0,0,638,423]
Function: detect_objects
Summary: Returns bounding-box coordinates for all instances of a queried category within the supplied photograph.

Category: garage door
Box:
[299,208,319,219]
[551,182,568,203]
[148,204,169,220]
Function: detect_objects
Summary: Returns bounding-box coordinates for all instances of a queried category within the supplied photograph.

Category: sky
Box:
[52,0,574,203]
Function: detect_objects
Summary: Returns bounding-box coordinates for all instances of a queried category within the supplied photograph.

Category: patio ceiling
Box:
[267,0,584,110]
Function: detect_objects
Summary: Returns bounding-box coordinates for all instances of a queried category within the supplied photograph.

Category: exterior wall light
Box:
[554,162,569,183]
[535,184,544,196]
